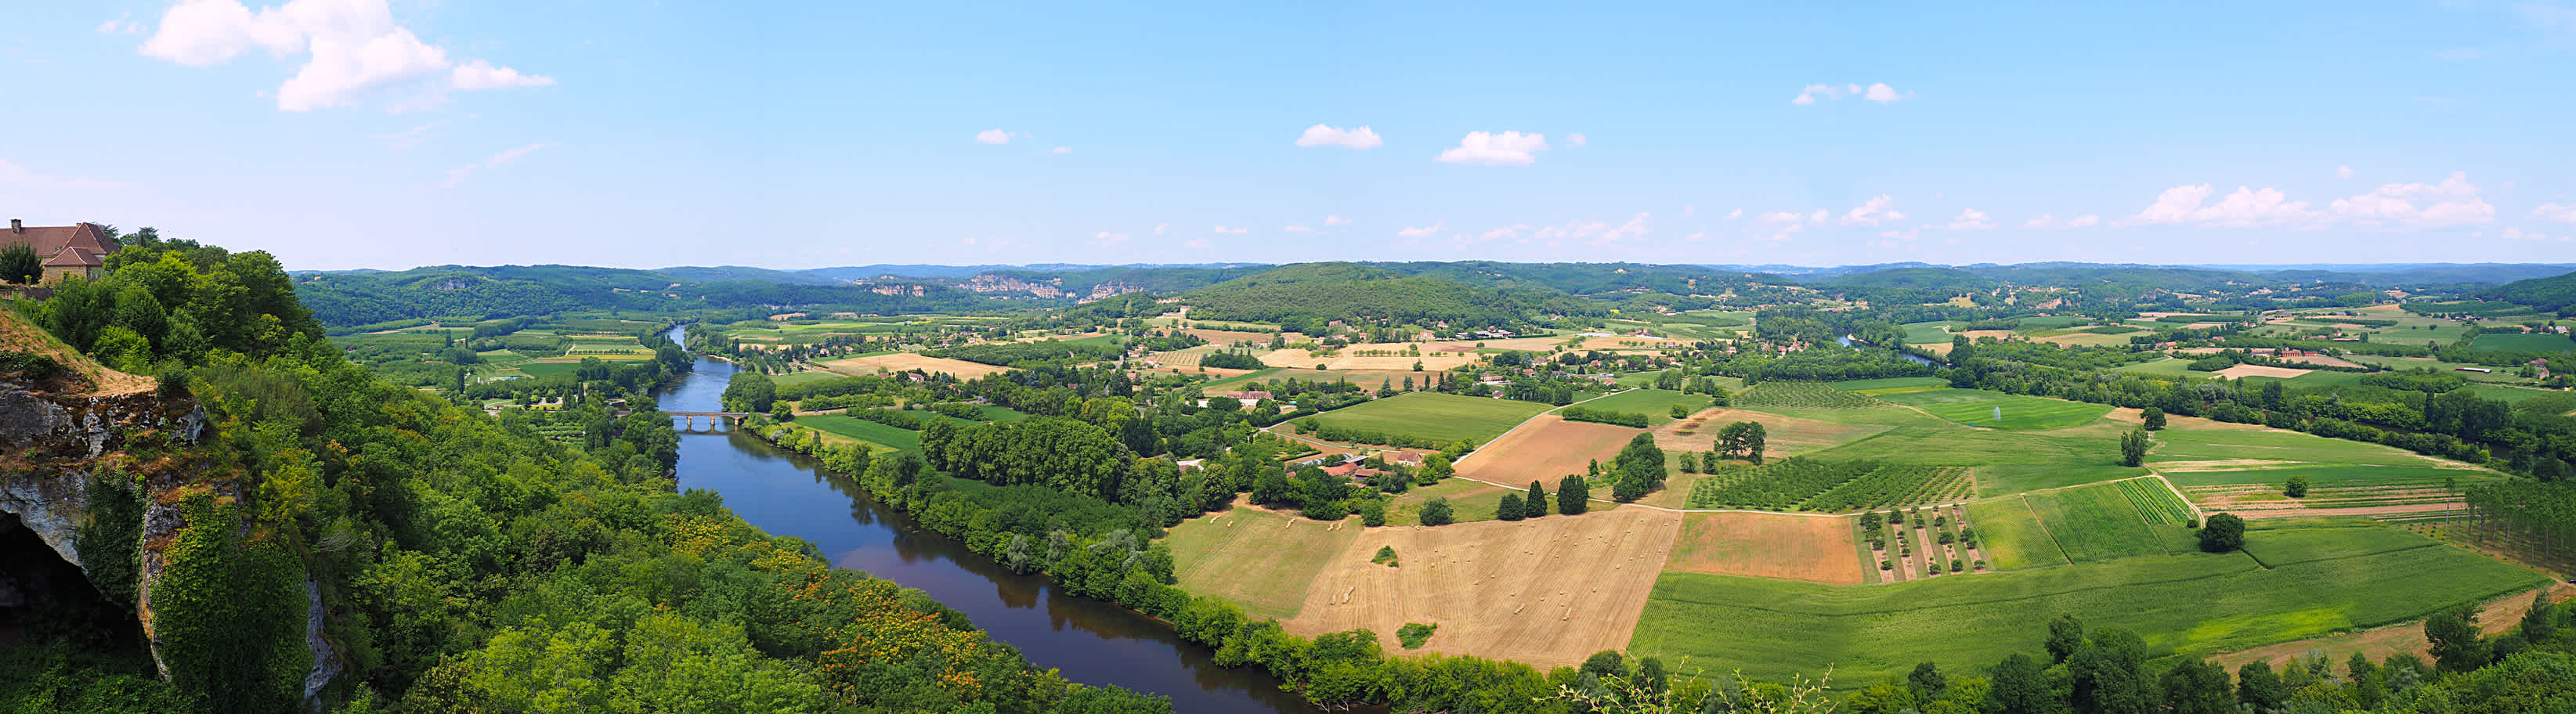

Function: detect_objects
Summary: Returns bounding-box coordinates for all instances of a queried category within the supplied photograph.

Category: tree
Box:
[1497,493,1526,521]
[1523,481,1548,517]
[2426,604,2490,673]
[722,371,777,413]
[0,243,38,284]
[1906,662,1946,700]
[2283,474,2309,498]
[2045,614,2086,663]
[2159,659,2234,714]
[1611,433,1666,502]
[1740,422,1767,465]
[2197,513,2245,553]
[1252,469,1292,505]
[2119,428,2149,467]
[1985,653,2050,714]
[1419,497,1454,526]
[2524,590,2558,642]
[2141,406,2166,431]
[1557,475,1590,515]
[2236,661,2287,712]
[1358,499,1386,527]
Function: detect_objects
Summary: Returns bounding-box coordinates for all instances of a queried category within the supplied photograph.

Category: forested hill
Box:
[1177,262,1605,333]
[2483,269,2576,315]
[292,264,993,325]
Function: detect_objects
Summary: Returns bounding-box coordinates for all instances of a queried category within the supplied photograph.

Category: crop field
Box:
[1631,536,2544,685]
[2146,427,2455,467]
[1288,507,1682,669]
[818,352,1017,378]
[1666,511,1864,585]
[2025,482,2188,562]
[1899,321,1958,344]
[2111,357,2202,377]
[2472,332,2576,352]
[796,415,921,452]
[1961,497,2066,570]
[1455,415,1640,489]
[1737,403,2144,496]
[2339,355,2527,383]
[2117,478,2196,525]
[1652,407,1895,460]
[1576,388,1713,426]
[1827,377,1951,395]
[1168,506,1364,619]
[1873,388,2111,431]
[1735,381,1880,409]
[1307,392,1554,445]
[1685,460,1969,512]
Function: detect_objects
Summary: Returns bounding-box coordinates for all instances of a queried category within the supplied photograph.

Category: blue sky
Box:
[5,1,2574,271]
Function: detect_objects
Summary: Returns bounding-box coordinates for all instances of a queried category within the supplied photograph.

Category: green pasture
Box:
[1306,392,1553,445]
[2024,483,2192,562]
[797,415,922,452]
[1633,533,2544,687]
[1749,403,2146,495]
[1963,497,2065,570]
[2112,357,2202,378]
[1577,388,1712,425]
[1828,377,1950,395]
[1873,388,2112,431]
[2472,332,2576,352]
[1899,321,1959,344]
[2145,427,2443,467]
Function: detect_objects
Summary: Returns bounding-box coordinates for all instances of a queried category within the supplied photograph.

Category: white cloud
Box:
[1682,205,1696,217]
[439,142,551,188]
[2021,215,2057,229]
[1595,213,1652,244]
[1183,236,1210,249]
[1567,133,1588,148]
[1153,222,1169,236]
[139,0,551,111]
[2067,214,2101,227]
[0,157,131,189]
[1050,146,1071,154]
[1794,82,1910,105]
[2130,184,2317,227]
[1763,223,1804,243]
[1725,208,1743,220]
[2327,171,2493,228]
[371,119,446,149]
[1212,225,1248,235]
[1091,231,1129,247]
[1283,224,1316,233]
[1435,131,1548,165]
[2337,165,2355,179]
[1479,225,1530,243]
[96,12,143,34]
[1947,208,1996,230]
[2535,204,2576,222]
[1295,124,1383,150]
[1396,221,1444,237]
[1684,231,1707,242]
[1324,215,1349,226]
[974,129,1014,144]
[1756,211,1806,223]
[2505,226,2567,243]
[1841,195,1906,225]
[1808,209,1829,223]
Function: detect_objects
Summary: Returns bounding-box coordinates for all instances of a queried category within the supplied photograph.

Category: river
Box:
[658,343,1319,713]
[1840,335,1938,366]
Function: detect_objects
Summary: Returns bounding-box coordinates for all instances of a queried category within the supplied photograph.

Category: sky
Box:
[5,1,2576,272]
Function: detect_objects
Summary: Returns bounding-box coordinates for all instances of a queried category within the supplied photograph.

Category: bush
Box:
[2283,474,2310,498]
[1372,546,1398,567]
[1358,499,1386,527]
[1418,497,1454,526]
[0,351,64,380]
[1396,622,1437,649]
[2198,513,2246,553]
[1497,493,1526,521]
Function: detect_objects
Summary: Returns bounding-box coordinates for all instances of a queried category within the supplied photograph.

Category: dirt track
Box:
[1286,507,1682,669]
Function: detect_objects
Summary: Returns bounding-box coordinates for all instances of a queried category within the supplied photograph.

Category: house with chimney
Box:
[2,220,117,283]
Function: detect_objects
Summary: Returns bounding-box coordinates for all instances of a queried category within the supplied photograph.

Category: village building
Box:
[2,219,117,283]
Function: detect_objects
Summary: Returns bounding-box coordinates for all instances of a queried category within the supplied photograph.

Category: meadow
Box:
[1306,392,1554,445]
[2023,482,2195,562]
[2471,332,2576,352]
[1761,403,2145,495]
[1872,388,2112,431]
[1632,532,2544,685]
[796,414,923,452]
[1577,388,1714,426]
[1736,381,1879,409]
[1166,506,1362,619]
[1961,497,2066,570]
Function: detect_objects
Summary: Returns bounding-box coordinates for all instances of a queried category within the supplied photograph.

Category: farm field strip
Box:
[1872,388,2113,431]
[1735,381,1880,409]
[1685,460,1969,513]
[2117,478,2195,525]
[1167,506,1364,619]
[1308,391,1555,446]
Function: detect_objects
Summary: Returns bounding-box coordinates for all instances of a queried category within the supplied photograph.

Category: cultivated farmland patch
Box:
[1667,511,1864,585]
[1456,415,1640,490]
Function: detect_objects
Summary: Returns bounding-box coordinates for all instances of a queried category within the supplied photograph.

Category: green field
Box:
[2111,357,2203,378]
[2471,332,2576,352]
[1633,535,2545,685]
[2145,427,2442,467]
[797,415,922,451]
[2025,482,2189,562]
[979,405,1031,423]
[1577,388,1713,426]
[1755,403,2146,495]
[1167,507,1360,618]
[1306,392,1554,445]
[1873,388,2112,431]
[1963,497,2066,570]
[1899,321,1959,344]
[1828,377,1950,395]
[1736,381,1879,409]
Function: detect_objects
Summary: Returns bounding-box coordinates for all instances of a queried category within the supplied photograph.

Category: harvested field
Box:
[1656,407,1892,458]
[1456,415,1639,488]
[1176,328,1276,345]
[1287,507,1683,669]
[1667,511,1863,585]
[2283,354,2364,369]
[818,352,1017,378]
[1168,503,1364,619]
[2214,363,2310,380]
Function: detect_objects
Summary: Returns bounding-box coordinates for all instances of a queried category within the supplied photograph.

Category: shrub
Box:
[1497,493,1526,521]
[1372,546,1398,567]
[2198,513,2247,553]
[2284,474,2310,498]
[1419,497,1454,526]
[0,351,64,380]
[1397,622,1437,649]
[1359,499,1386,527]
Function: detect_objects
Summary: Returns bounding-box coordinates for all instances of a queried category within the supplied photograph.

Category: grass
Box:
[1963,497,2065,570]
[1873,388,2112,431]
[2158,464,2484,488]
[2147,427,2448,467]
[1577,388,1713,426]
[2112,358,2204,378]
[1165,507,1361,619]
[1828,377,1951,395]
[771,370,847,387]
[1386,478,1523,525]
[979,404,1031,423]
[1736,381,1880,409]
[2472,333,2576,352]
[1632,536,2545,686]
[1899,321,1960,344]
[1752,403,2147,496]
[2024,482,2188,562]
[795,415,922,451]
[1306,392,1555,445]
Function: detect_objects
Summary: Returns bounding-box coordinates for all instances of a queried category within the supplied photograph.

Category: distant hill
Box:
[1178,262,1601,333]
[292,264,988,325]
[2480,269,2576,316]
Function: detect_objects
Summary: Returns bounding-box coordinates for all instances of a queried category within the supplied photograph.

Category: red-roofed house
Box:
[4,220,117,283]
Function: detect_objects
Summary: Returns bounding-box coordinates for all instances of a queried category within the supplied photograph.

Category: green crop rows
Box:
[1687,459,1968,512]
[2117,478,2195,525]
[1735,381,1880,409]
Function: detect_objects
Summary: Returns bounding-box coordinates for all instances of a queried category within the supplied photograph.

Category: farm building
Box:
[1,219,117,283]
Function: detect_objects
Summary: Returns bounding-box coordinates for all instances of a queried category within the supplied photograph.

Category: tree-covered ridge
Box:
[291,264,996,325]
[2,240,1171,712]
[1180,261,1604,332]
[2483,269,2576,316]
